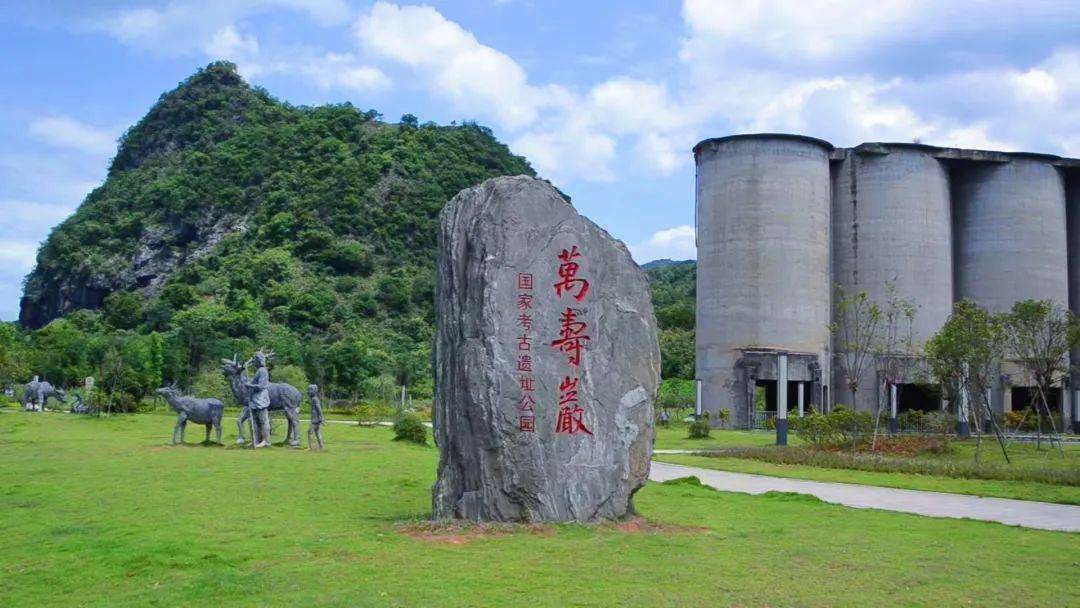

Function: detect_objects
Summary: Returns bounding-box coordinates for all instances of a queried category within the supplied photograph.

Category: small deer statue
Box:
[156,384,224,445]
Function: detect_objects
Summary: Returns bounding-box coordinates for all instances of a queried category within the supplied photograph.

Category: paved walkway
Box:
[649,461,1080,532]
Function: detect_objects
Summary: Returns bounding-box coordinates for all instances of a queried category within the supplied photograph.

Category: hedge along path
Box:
[649,461,1080,532]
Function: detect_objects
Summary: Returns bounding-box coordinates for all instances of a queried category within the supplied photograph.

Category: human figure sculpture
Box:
[307,384,325,450]
[245,351,273,448]
[219,355,302,447]
[22,378,65,412]
[156,385,224,444]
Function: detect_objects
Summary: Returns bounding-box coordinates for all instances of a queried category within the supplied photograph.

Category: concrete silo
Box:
[1066,172,1080,432]
[953,155,1069,418]
[695,134,832,429]
[953,156,1068,313]
[830,145,953,415]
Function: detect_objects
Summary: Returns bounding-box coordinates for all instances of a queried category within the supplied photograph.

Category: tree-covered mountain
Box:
[9,61,695,409]
[14,62,533,403]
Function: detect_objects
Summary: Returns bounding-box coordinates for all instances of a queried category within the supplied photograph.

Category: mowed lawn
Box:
[1,414,1077,607]
[655,426,1080,504]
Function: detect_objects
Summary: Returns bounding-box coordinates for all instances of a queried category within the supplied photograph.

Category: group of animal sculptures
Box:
[19,351,325,450]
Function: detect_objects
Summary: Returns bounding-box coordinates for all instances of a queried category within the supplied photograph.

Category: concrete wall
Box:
[695,135,832,428]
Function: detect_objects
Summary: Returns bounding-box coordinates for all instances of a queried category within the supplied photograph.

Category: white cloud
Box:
[28,116,118,156]
[355,1,553,130]
[88,0,1080,184]
[512,125,617,183]
[630,225,697,264]
[302,53,390,93]
[203,24,259,60]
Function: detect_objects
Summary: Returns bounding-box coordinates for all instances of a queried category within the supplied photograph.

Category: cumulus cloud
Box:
[28,116,118,156]
[85,0,1080,180]
[355,1,558,130]
[629,225,697,264]
[203,24,259,61]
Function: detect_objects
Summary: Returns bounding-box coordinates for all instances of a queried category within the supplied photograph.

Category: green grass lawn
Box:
[655,425,1080,504]
[1,412,1077,607]
[654,424,804,450]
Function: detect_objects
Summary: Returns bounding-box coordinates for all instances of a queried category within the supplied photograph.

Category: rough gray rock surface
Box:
[19,211,248,328]
[433,175,659,522]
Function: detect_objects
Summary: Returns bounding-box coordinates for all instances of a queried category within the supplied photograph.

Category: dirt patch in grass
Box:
[398,517,705,543]
[397,521,550,544]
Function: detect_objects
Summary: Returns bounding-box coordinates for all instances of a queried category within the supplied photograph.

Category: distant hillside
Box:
[642,258,694,270]
[17,62,533,396]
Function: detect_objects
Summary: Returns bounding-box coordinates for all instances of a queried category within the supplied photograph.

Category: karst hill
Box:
[16,61,694,396]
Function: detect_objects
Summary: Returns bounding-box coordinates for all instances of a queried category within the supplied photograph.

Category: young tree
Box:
[870,284,918,449]
[1000,300,1080,451]
[925,300,1009,462]
[831,286,881,411]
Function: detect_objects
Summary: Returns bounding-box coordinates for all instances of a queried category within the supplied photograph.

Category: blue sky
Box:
[2,1,1080,321]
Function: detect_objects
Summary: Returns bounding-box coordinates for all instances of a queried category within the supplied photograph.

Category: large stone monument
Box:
[433,175,660,522]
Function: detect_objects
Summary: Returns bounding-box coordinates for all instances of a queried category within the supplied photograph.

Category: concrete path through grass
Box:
[649,461,1080,532]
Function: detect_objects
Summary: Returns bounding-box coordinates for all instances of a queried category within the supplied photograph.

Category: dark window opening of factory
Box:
[754,380,807,428]
[1011,386,1061,415]
[896,384,942,413]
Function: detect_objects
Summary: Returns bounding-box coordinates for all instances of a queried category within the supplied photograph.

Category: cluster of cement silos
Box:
[694,134,1080,430]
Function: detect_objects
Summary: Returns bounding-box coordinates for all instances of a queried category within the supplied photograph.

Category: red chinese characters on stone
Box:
[515,271,537,433]
[555,376,593,436]
[518,393,536,412]
[517,272,534,290]
[516,355,532,372]
[553,246,590,301]
[550,307,590,367]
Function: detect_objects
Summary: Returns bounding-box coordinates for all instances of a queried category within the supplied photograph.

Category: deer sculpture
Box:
[219,353,302,447]
[156,384,224,445]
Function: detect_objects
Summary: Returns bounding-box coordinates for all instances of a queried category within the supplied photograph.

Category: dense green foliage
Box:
[645,260,695,379]
[13,62,533,402]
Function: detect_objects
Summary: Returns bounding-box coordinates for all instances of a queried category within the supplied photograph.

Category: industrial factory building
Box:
[694,133,1080,431]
